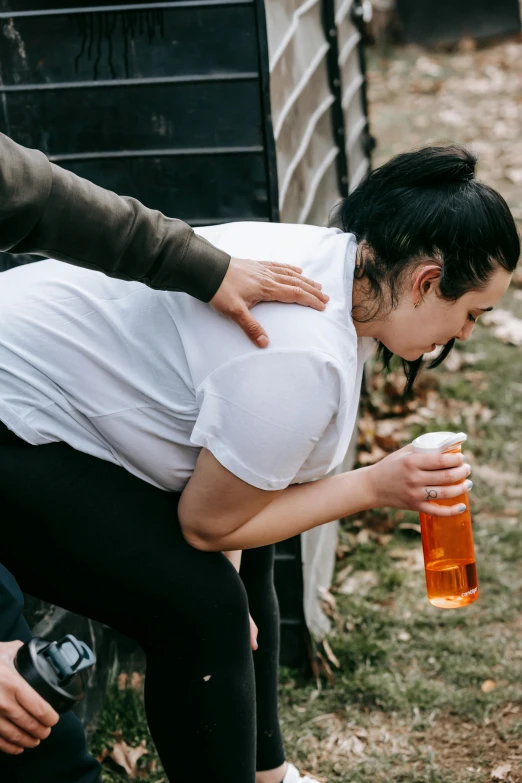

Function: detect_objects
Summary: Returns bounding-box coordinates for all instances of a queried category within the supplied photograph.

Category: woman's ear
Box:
[411,264,442,303]
[355,240,370,271]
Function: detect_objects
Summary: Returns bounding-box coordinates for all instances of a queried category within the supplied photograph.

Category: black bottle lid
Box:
[15,635,96,714]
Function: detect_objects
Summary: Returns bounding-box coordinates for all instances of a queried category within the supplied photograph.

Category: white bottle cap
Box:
[412,431,467,454]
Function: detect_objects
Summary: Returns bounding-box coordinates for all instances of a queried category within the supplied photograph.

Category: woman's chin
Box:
[406,345,438,361]
[393,348,429,361]
[380,341,437,362]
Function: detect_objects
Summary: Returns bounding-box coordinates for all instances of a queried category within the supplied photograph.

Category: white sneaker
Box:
[282,762,324,783]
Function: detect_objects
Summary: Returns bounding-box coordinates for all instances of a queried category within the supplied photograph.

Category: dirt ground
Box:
[367,36,522,219]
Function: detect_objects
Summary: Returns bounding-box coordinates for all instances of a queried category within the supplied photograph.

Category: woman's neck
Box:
[350,275,384,341]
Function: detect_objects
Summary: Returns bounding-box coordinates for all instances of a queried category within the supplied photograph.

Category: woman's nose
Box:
[455,321,475,341]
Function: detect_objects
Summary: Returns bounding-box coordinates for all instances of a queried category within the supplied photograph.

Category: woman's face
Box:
[376,265,513,361]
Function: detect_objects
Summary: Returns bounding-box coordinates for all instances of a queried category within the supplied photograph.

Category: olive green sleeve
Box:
[0,133,230,301]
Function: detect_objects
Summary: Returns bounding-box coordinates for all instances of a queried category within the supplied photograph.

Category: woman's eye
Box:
[468,314,477,323]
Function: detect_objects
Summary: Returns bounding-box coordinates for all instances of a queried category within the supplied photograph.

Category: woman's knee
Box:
[144,551,251,647]
[195,559,250,635]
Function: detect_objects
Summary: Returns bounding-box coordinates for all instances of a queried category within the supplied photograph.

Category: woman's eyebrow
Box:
[478,307,493,312]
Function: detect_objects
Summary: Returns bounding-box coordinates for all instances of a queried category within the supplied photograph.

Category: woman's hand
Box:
[365,445,473,517]
[0,641,59,754]
[221,550,258,650]
[249,615,258,651]
[210,257,329,348]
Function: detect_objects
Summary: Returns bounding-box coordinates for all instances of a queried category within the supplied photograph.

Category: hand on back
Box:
[210,258,329,347]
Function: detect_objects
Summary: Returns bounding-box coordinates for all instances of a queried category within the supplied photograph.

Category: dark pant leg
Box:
[240,547,286,772]
[0,564,102,783]
[0,435,256,783]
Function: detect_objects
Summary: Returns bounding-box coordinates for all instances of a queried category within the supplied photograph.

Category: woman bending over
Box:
[0,145,518,783]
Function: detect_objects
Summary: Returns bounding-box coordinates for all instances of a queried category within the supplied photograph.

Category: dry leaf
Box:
[374,433,401,451]
[458,35,477,53]
[302,772,327,783]
[96,747,109,762]
[389,548,425,571]
[415,57,443,77]
[338,570,379,596]
[317,586,337,618]
[482,310,522,346]
[335,563,354,585]
[506,168,522,185]
[315,651,335,685]
[355,529,371,545]
[491,762,512,780]
[472,465,517,488]
[110,739,148,779]
[439,108,467,126]
[481,679,496,693]
[322,638,341,669]
[130,672,144,691]
[398,522,421,534]
[357,445,387,466]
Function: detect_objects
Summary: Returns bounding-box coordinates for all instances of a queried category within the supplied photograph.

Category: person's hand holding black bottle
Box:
[0,641,58,755]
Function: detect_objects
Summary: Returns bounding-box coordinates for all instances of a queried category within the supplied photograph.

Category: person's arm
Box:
[0,134,329,346]
[178,447,471,551]
[0,641,59,755]
[0,132,228,300]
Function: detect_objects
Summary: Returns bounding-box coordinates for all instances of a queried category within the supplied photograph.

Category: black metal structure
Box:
[396,0,521,46]
[321,0,350,197]
[351,0,375,162]
[0,0,279,225]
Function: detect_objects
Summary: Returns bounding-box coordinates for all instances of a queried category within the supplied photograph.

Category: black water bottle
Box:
[14,635,96,714]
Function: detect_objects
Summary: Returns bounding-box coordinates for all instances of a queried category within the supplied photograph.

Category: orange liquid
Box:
[424,558,479,608]
[420,445,479,609]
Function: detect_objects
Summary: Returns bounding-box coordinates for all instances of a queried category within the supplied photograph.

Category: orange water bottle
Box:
[412,431,479,609]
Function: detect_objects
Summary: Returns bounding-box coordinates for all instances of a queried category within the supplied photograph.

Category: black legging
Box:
[0,422,285,782]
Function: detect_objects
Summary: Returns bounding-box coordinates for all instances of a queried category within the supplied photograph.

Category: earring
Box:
[413,301,420,309]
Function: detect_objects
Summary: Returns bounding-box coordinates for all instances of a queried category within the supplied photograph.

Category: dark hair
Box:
[331,145,520,394]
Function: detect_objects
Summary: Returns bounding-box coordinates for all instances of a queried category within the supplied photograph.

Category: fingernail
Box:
[466,480,473,490]
[459,503,467,512]
[462,455,469,463]
[254,639,259,650]
[256,335,269,348]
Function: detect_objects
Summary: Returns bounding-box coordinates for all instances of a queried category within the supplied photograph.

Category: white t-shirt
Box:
[0,222,374,492]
